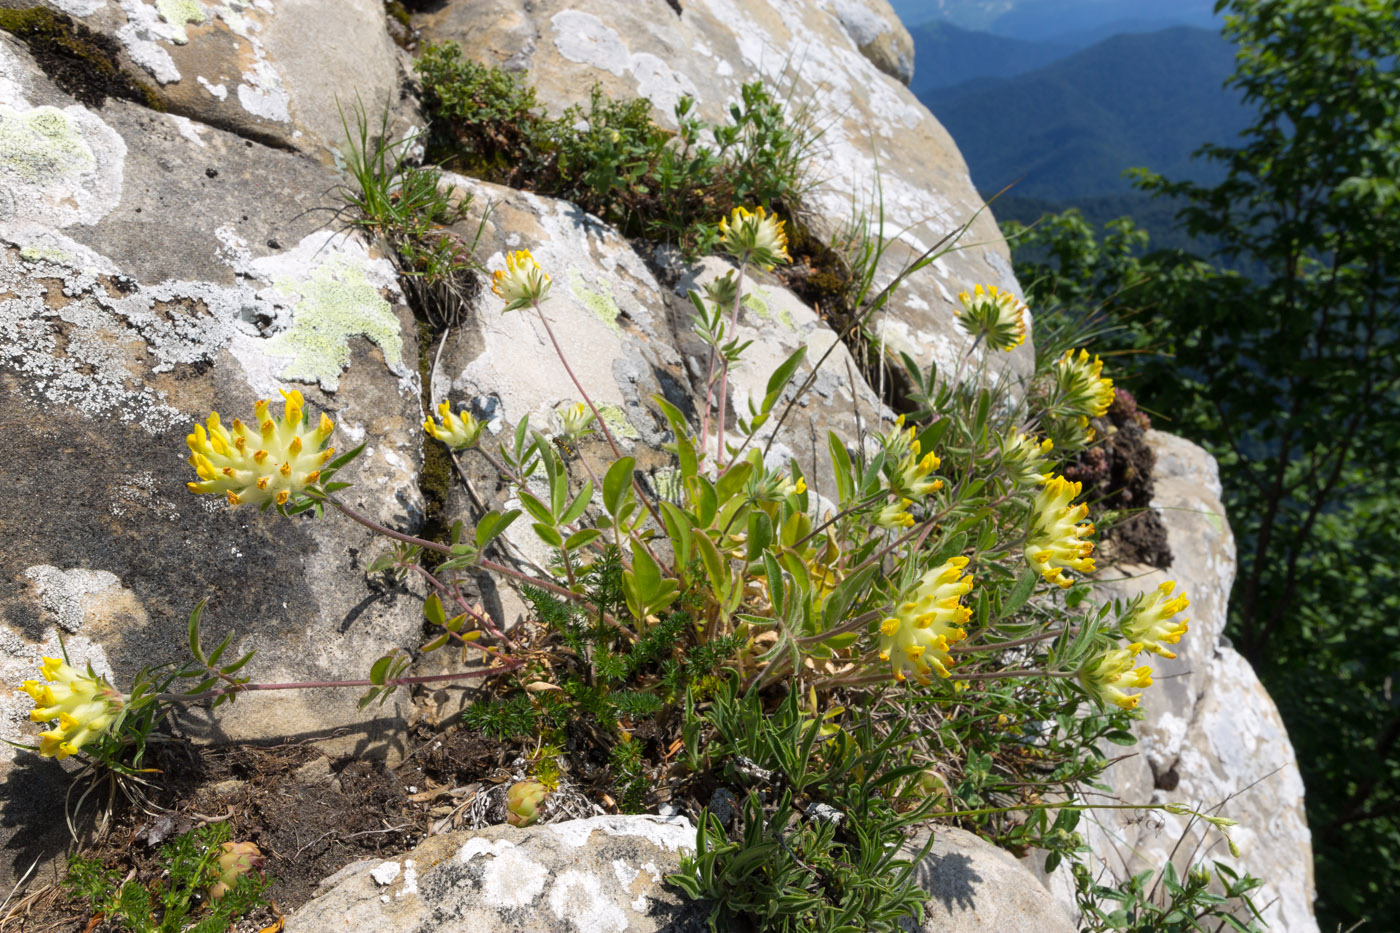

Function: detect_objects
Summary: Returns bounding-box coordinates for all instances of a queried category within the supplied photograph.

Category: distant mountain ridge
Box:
[888,0,1217,38]
[919,26,1249,203]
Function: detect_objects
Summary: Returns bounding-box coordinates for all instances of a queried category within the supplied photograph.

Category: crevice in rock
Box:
[0,6,164,111]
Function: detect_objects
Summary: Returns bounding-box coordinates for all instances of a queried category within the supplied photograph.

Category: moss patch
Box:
[0,7,164,111]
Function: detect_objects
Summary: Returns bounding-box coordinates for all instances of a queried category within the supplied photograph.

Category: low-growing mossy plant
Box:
[63,823,268,933]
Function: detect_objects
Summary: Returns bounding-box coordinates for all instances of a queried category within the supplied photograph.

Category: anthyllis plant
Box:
[11,202,1244,927]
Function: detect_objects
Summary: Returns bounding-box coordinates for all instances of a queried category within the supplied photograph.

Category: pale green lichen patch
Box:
[0,105,95,185]
[567,268,622,334]
[264,256,403,392]
[597,404,639,440]
[157,0,206,43]
[19,244,73,265]
[742,287,796,331]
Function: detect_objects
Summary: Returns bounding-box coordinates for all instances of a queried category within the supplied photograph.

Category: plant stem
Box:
[712,261,749,468]
[158,664,519,704]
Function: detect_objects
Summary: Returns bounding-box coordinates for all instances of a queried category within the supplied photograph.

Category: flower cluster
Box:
[558,402,596,441]
[877,557,974,683]
[718,205,790,271]
[1078,646,1154,710]
[1002,431,1054,488]
[955,284,1027,352]
[1025,475,1096,588]
[492,249,552,311]
[883,420,944,500]
[425,400,484,450]
[20,657,124,760]
[1053,349,1115,420]
[1122,581,1190,658]
[186,390,335,508]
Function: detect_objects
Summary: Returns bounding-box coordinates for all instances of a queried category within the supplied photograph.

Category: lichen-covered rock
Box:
[24,0,404,158]
[0,31,425,885]
[1033,432,1319,933]
[284,814,709,933]
[413,0,1031,387]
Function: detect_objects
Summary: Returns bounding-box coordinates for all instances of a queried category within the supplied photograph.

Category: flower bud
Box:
[209,841,264,900]
[507,780,549,827]
[20,657,124,760]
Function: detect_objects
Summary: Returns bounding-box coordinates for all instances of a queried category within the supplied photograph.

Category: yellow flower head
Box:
[1026,475,1096,588]
[884,424,943,500]
[1079,646,1154,710]
[20,656,124,760]
[425,400,484,450]
[955,284,1027,351]
[877,557,974,684]
[1122,581,1190,659]
[874,497,916,529]
[1002,431,1054,488]
[491,249,551,311]
[718,205,790,271]
[1053,349,1114,419]
[186,390,335,509]
[558,402,595,441]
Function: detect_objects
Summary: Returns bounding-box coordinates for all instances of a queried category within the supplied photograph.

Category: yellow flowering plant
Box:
[955,283,1027,352]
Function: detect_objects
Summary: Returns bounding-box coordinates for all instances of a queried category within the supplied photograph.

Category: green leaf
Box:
[424,593,446,627]
[761,346,807,413]
[368,654,393,685]
[533,523,564,548]
[560,479,594,525]
[660,501,693,572]
[518,491,554,525]
[603,457,636,517]
[564,528,603,550]
[1000,569,1038,620]
[828,432,854,504]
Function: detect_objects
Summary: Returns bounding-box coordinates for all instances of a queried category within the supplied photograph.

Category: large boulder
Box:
[1032,432,1319,933]
[0,30,425,885]
[413,0,1031,386]
[21,0,405,158]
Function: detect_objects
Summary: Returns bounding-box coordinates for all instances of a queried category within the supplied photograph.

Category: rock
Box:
[413,0,1032,389]
[0,31,425,885]
[17,0,406,158]
[283,814,710,933]
[903,826,1077,933]
[1031,432,1319,933]
[832,0,915,85]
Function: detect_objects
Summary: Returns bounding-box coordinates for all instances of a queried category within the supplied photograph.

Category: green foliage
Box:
[1075,859,1266,932]
[414,42,814,251]
[670,678,934,932]
[63,823,268,933]
[1004,2,1400,926]
[337,96,481,326]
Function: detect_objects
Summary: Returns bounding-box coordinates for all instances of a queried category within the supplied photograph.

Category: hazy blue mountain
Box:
[921,27,1249,202]
[888,0,1217,38]
[907,20,1075,93]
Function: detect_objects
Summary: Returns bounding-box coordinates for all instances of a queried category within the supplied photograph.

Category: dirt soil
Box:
[1064,389,1173,570]
[3,724,515,933]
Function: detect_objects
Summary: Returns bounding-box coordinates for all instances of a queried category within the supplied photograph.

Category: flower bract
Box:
[186,390,335,508]
[1026,475,1096,587]
[1053,349,1115,419]
[1079,646,1154,710]
[491,249,551,311]
[718,205,790,270]
[20,656,124,760]
[1002,431,1054,488]
[425,400,484,450]
[955,284,1027,351]
[876,556,974,683]
[1122,580,1190,658]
